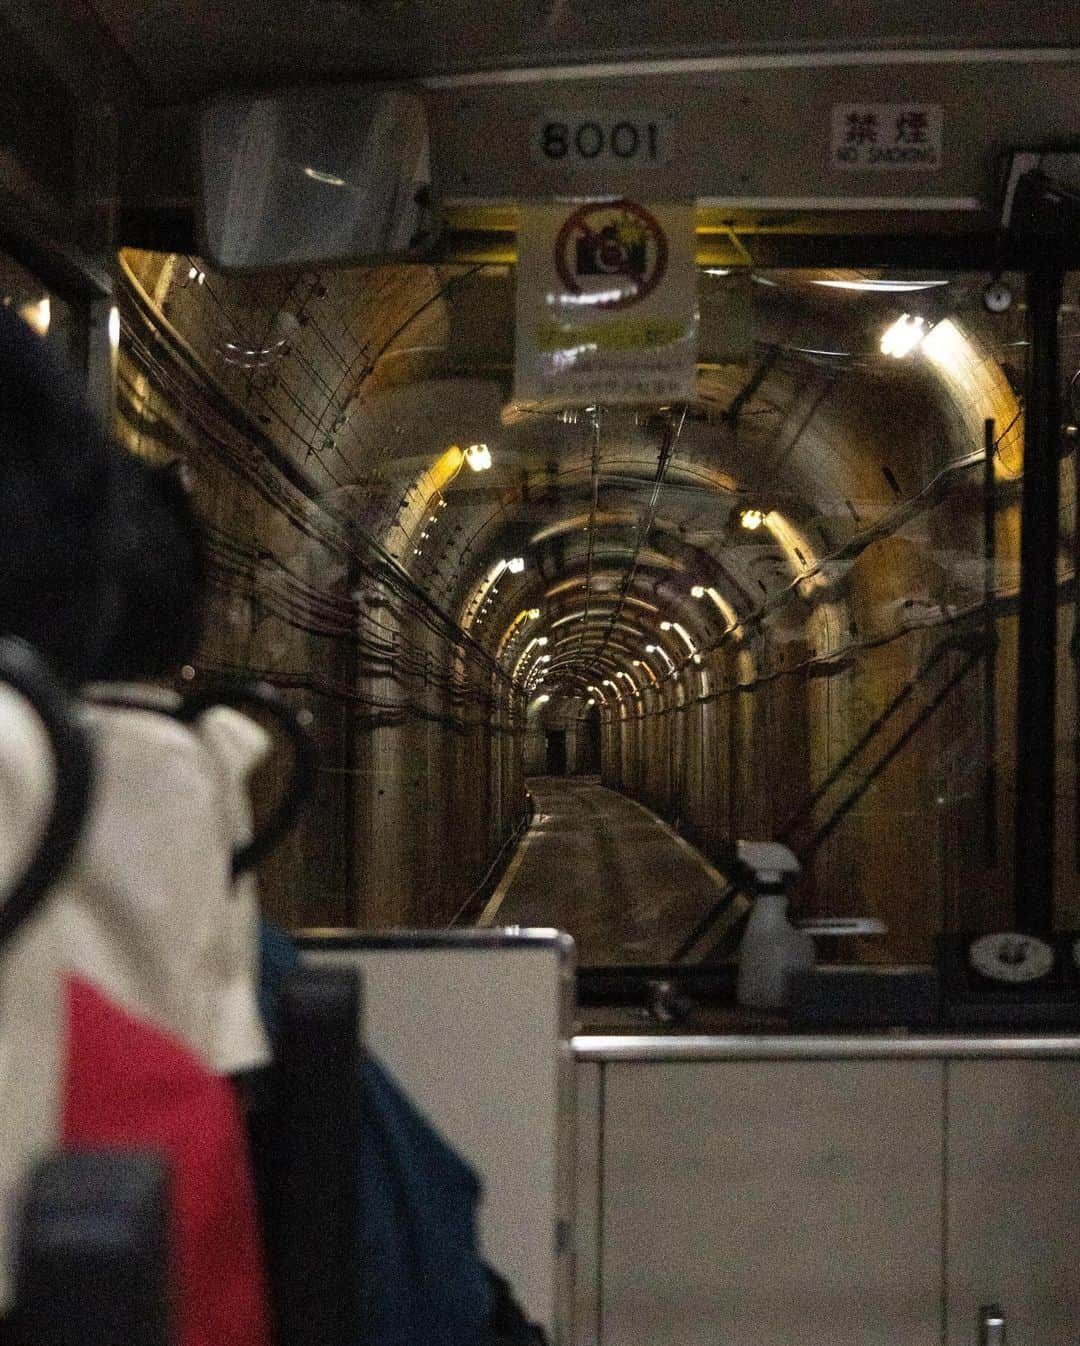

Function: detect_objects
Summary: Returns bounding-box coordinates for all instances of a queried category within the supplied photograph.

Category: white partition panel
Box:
[946,1060,1080,1344]
[600,1058,945,1346]
[299,930,576,1342]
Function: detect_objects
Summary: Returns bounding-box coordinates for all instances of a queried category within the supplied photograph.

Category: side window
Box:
[0,250,114,423]
[0,252,76,359]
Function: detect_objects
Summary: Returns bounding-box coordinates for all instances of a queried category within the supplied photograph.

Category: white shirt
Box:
[0,685,271,1310]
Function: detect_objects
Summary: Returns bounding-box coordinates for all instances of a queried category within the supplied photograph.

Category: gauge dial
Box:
[982,280,1014,313]
[969,932,1055,984]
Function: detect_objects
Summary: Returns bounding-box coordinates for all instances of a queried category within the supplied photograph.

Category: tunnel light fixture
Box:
[536,636,549,646]
[514,636,548,680]
[813,277,948,293]
[586,697,596,706]
[660,621,673,631]
[645,644,657,653]
[506,556,526,574]
[303,165,348,188]
[635,659,659,687]
[465,443,493,471]
[693,653,704,665]
[703,267,732,276]
[880,313,929,359]
[705,587,739,628]
[528,608,541,620]
[740,508,766,531]
[671,622,697,655]
[788,346,853,358]
[690,585,706,599]
[814,278,948,293]
[536,694,550,704]
[19,296,50,336]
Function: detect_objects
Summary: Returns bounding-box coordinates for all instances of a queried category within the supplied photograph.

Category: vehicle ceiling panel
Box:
[75,0,1080,103]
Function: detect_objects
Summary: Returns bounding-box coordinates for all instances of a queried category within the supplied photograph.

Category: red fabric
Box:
[61,976,269,1346]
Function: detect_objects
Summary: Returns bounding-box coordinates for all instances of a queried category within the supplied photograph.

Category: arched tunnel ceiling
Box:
[120,248,1069,706]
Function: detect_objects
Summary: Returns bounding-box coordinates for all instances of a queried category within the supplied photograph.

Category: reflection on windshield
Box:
[510,270,1079,967]
[114,251,1079,971]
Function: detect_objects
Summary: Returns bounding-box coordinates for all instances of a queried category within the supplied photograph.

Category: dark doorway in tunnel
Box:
[580,707,602,775]
[545,730,567,776]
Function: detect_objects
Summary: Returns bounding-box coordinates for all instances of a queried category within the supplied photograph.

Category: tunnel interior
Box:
[102,247,1080,965]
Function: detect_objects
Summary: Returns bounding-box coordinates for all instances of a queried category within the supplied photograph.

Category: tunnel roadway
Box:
[479,777,729,965]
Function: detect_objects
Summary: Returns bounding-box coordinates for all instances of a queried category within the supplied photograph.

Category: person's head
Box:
[105,453,208,681]
[0,306,207,686]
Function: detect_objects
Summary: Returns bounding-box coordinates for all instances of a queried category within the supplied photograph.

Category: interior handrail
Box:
[85,679,320,878]
[0,637,94,948]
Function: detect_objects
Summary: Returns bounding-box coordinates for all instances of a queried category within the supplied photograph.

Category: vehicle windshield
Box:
[115,251,1080,968]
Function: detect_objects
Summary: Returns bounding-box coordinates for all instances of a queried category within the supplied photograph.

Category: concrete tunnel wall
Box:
[116,250,525,930]
[590,351,1079,962]
[112,250,1080,961]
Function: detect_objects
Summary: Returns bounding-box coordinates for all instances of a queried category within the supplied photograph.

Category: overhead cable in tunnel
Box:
[577,408,602,658]
[119,260,513,686]
[586,406,688,683]
[682,417,1041,673]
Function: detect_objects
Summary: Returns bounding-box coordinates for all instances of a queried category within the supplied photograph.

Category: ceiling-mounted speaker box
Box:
[199,86,433,270]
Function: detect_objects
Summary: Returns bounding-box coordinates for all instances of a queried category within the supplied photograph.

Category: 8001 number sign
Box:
[533,116,670,170]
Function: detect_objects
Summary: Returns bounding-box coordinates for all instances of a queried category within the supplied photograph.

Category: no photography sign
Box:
[513,199,697,410]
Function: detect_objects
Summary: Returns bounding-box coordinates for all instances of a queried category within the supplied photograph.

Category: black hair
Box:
[104,454,208,681]
[0,305,207,686]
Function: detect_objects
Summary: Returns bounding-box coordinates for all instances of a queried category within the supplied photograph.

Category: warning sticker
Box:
[514,199,697,410]
[831,104,943,171]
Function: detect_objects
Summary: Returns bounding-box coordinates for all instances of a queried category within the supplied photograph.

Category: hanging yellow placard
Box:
[513,199,698,410]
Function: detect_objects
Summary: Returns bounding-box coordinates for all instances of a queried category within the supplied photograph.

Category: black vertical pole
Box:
[1071,379,1080,876]
[982,418,998,867]
[1074,428,1080,874]
[264,967,362,1346]
[1013,260,1064,934]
